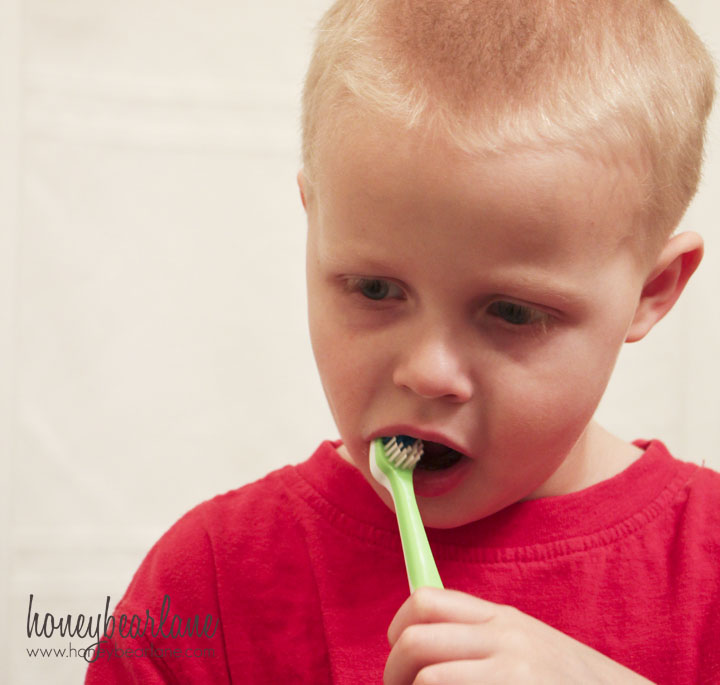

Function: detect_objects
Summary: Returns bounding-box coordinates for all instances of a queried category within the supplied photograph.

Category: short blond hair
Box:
[301,0,715,250]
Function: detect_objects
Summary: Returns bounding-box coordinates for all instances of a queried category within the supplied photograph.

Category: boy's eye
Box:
[487,300,548,326]
[345,277,404,301]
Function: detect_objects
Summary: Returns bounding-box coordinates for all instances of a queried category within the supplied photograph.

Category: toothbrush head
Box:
[370,435,423,501]
[381,435,424,469]
[370,435,424,491]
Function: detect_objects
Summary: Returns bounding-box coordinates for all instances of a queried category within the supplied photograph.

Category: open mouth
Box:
[416,440,465,471]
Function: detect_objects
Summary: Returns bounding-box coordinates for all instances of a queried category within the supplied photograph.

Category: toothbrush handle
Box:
[389,468,444,592]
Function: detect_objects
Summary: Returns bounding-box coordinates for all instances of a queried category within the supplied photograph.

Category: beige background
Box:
[1,1,718,683]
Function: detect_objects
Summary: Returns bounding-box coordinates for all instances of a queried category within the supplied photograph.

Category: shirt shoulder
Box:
[670,456,720,546]
[87,447,336,683]
[122,458,314,604]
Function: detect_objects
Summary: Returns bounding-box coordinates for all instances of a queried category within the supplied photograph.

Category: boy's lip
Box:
[367,425,471,459]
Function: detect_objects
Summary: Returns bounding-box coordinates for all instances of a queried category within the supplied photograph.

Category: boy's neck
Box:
[527,421,644,500]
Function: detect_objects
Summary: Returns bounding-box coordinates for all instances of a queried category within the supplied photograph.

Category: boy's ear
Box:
[297,170,307,210]
[625,231,703,343]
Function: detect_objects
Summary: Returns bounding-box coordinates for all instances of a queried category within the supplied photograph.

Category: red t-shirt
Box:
[85,439,720,684]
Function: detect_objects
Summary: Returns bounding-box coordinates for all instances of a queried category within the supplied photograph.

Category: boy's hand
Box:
[385,587,655,684]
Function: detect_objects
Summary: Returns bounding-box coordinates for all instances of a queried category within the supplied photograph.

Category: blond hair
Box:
[301,0,715,249]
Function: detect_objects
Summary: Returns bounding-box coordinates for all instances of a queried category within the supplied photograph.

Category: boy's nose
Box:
[392,333,474,402]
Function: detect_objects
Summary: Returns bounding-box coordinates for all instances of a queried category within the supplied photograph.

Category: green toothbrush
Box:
[370,436,443,591]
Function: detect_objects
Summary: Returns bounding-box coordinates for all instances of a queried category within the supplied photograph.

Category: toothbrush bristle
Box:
[382,435,423,469]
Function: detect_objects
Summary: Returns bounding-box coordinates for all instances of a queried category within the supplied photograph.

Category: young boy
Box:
[86,1,719,683]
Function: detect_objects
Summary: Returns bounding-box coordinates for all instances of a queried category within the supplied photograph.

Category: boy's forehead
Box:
[311,112,649,263]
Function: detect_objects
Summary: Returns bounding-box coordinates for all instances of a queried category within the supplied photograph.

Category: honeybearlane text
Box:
[26,594,218,663]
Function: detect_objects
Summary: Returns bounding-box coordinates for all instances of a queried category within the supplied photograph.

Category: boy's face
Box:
[302,115,650,528]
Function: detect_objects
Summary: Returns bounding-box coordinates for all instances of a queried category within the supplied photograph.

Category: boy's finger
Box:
[384,622,493,685]
[387,586,498,646]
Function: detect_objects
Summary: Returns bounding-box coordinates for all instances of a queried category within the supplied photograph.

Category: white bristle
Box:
[384,437,423,469]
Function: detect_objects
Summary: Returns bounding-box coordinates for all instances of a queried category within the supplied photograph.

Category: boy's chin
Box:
[413,497,483,530]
